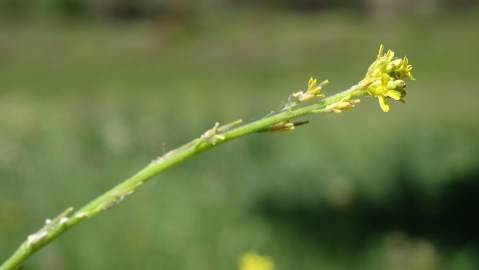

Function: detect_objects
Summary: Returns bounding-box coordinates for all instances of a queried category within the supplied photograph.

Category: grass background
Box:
[1,8,479,270]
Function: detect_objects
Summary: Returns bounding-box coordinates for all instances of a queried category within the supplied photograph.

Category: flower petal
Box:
[386,90,402,100]
[378,44,384,57]
[378,96,390,112]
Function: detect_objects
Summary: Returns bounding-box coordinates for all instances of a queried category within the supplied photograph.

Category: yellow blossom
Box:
[284,76,328,110]
[393,56,415,80]
[362,44,414,112]
[292,77,327,102]
[239,252,274,270]
[307,77,327,97]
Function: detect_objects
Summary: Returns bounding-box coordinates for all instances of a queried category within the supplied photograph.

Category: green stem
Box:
[0,84,366,270]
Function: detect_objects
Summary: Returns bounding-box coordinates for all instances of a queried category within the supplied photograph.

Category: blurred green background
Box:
[1,1,479,269]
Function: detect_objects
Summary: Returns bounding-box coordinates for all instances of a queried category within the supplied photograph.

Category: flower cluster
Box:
[239,252,274,270]
[361,44,414,112]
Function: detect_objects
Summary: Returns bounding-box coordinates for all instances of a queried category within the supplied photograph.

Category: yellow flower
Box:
[292,77,327,102]
[393,56,415,80]
[301,77,328,102]
[285,76,327,110]
[362,44,414,112]
[239,252,274,270]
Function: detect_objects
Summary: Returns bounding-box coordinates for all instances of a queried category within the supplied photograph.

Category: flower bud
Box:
[394,80,406,89]
[387,80,397,89]
[386,63,394,73]
[391,59,403,68]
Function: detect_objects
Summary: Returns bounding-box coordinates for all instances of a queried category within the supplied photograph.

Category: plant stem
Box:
[0,84,366,270]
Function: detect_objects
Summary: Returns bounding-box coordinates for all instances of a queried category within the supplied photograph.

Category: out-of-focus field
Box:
[1,10,479,270]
